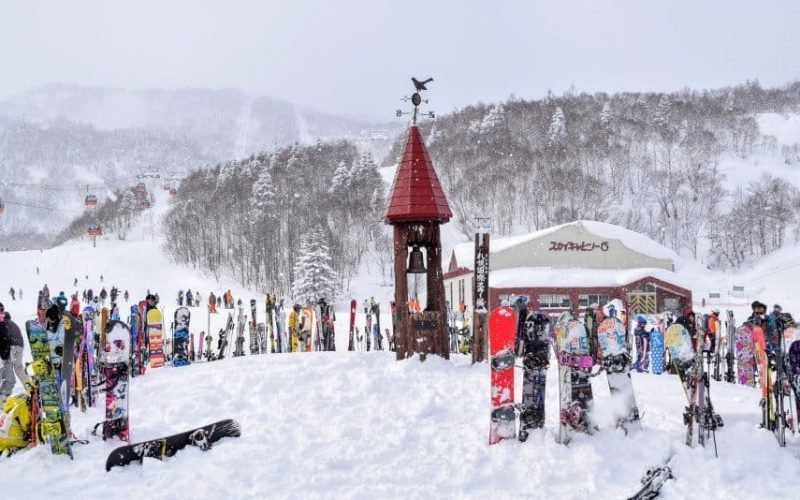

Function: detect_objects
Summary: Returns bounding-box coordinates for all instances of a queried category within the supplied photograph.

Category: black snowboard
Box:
[105,419,241,471]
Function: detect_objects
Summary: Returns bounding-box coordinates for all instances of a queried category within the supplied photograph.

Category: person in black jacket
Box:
[1,311,30,393]
[0,303,13,405]
[676,307,698,351]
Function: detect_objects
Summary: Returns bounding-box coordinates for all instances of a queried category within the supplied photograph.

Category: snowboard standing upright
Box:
[105,419,241,471]
[649,325,665,375]
[518,312,550,441]
[100,320,131,441]
[249,299,259,354]
[555,316,595,444]
[234,305,246,357]
[129,305,140,377]
[597,318,641,433]
[146,308,165,368]
[25,320,72,457]
[172,307,191,367]
[57,313,79,434]
[665,324,703,446]
[489,306,516,444]
[734,325,756,387]
[348,299,356,351]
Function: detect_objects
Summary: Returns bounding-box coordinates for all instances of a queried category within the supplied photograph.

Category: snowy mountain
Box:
[0,84,402,246]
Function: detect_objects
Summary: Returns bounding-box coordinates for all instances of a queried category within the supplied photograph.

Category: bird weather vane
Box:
[397,77,435,124]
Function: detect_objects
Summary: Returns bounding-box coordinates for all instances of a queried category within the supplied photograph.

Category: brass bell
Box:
[407,246,427,274]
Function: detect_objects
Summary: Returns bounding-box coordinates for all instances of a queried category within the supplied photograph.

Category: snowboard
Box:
[518,312,550,441]
[56,312,79,433]
[234,306,246,357]
[302,305,314,352]
[249,299,259,354]
[788,340,800,429]
[173,307,191,367]
[734,325,756,387]
[649,326,665,375]
[128,305,139,377]
[101,320,131,441]
[25,320,72,457]
[365,304,372,352]
[275,303,285,353]
[597,318,641,433]
[555,316,595,444]
[348,299,356,352]
[105,419,241,471]
[137,301,148,373]
[665,324,702,446]
[374,304,382,351]
[146,309,165,368]
[725,310,736,383]
[489,306,516,444]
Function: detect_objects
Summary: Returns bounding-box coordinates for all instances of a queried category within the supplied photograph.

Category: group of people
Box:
[177,289,201,308]
[207,290,235,313]
[7,288,22,301]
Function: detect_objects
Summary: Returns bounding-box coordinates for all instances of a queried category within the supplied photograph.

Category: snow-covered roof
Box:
[450,220,679,272]
[489,267,691,290]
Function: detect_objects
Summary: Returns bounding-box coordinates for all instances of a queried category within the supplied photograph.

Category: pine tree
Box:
[251,164,276,220]
[291,228,338,304]
[548,106,566,147]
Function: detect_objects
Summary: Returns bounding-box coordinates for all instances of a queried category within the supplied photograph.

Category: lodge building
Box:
[443,220,692,316]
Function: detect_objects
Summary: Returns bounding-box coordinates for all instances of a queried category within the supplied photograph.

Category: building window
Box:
[630,283,656,293]
[579,294,610,308]
[538,294,571,308]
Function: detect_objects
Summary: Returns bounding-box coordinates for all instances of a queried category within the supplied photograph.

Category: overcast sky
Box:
[1,0,799,118]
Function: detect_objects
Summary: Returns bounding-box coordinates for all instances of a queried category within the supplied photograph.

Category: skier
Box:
[8,288,14,301]
[100,274,104,283]
[186,289,193,308]
[124,290,129,302]
[705,309,720,353]
[73,277,78,287]
[99,287,108,306]
[178,290,184,306]
[194,292,201,308]
[87,288,94,303]
[0,311,30,397]
[288,304,302,353]
[209,292,218,313]
[217,295,222,310]
[676,308,698,351]
[82,289,87,303]
[42,284,50,302]
[110,287,118,304]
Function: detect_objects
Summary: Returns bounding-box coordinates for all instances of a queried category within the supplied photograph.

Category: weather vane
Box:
[396,77,435,124]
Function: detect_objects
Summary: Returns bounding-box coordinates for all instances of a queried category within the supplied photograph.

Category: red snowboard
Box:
[489,306,517,444]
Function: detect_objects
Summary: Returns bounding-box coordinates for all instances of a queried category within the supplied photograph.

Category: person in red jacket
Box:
[69,294,81,317]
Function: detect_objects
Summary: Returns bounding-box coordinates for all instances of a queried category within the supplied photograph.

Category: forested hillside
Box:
[163,141,385,296]
[383,80,800,269]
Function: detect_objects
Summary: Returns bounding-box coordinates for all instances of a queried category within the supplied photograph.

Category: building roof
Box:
[450,220,679,272]
[384,126,452,223]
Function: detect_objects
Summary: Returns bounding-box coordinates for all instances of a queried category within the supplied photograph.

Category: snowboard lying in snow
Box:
[105,419,241,471]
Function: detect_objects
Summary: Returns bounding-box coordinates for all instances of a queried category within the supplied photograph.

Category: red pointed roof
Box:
[384,125,452,224]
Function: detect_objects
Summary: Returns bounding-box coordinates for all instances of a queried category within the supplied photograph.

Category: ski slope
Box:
[2,224,800,497]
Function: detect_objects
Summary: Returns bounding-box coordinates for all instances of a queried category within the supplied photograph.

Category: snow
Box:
[491,266,692,290]
[3,197,800,497]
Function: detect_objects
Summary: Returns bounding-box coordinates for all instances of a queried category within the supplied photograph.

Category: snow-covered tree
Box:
[251,164,276,219]
[548,106,566,147]
[291,228,338,304]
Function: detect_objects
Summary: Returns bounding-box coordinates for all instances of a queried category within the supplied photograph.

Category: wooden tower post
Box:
[385,81,452,361]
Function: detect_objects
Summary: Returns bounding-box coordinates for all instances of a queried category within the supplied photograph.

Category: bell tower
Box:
[385,78,452,361]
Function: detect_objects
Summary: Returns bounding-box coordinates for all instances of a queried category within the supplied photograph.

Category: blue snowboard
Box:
[650,327,665,375]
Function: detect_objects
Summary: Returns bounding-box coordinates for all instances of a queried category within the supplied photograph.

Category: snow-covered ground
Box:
[3,194,800,497]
